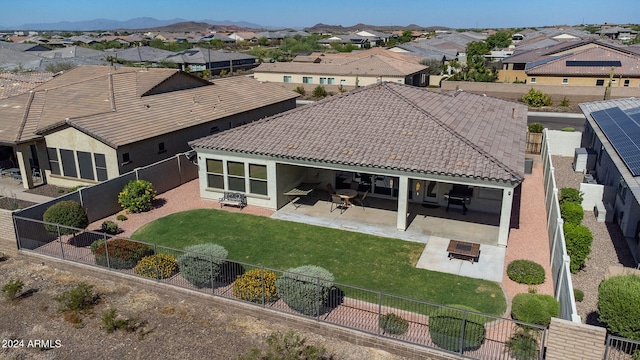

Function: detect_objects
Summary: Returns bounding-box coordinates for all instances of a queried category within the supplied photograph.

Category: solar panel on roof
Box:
[566,60,622,67]
[591,107,640,176]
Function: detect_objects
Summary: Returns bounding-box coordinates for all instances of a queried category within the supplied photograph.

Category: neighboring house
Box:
[0,65,299,189]
[228,32,259,43]
[0,41,51,52]
[318,34,371,48]
[255,31,310,41]
[165,48,258,74]
[252,51,429,89]
[0,71,54,99]
[354,29,396,46]
[199,33,235,44]
[33,46,106,60]
[579,98,640,263]
[103,46,176,64]
[190,82,527,246]
[596,26,638,41]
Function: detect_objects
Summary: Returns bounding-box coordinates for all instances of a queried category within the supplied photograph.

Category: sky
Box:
[1,0,639,29]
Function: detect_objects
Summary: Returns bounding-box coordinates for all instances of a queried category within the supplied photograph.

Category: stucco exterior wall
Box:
[546,130,583,156]
[254,72,406,88]
[498,69,527,83]
[528,75,640,87]
[0,210,17,256]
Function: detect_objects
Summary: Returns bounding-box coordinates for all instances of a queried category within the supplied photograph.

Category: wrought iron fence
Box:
[14,216,546,359]
[605,335,640,360]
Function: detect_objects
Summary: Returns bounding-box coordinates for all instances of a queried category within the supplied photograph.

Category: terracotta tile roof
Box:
[526,46,640,76]
[191,83,527,183]
[0,65,299,146]
[0,71,54,99]
[254,54,427,77]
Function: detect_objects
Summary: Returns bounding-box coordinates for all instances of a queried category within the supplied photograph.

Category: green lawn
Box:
[131,209,506,316]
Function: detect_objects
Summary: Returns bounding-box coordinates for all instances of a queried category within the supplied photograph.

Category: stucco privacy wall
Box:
[0,210,18,256]
[545,317,607,360]
[545,130,583,157]
[440,81,640,105]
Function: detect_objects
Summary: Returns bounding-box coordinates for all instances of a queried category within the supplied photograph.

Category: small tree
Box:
[312,85,327,98]
[598,275,640,341]
[294,86,306,96]
[522,88,553,107]
[118,180,156,213]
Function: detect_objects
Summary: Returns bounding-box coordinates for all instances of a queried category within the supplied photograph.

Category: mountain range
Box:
[0,17,274,31]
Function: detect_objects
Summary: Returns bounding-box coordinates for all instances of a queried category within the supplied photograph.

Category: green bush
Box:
[561,127,575,132]
[177,244,228,288]
[379,313,409,335]
[573,288,584,302]
[118,180,156,213]
[507,260,545,285]
[54,282,98,313]
[564,223,593,273]
[598,275,640,341]
[429,305,486,352]
[275,265,334,316]
[2,279,24,300]
[560,96,570,107]
[116,214,128,221]
[92,238,154,269]
[527,123,544,133]
[522,88,553,107]
[134,254,178,279]
[101,220,119,235]
[312,85,327,98]
[101,308,145,334]
[560,201,583,225]
[294,86,306,96]
[560,188,583,205]
[506,328,540,360]
[43,200,89,235]
[511,293,559,327]
[238,330,330,360]
[233,269,278,303]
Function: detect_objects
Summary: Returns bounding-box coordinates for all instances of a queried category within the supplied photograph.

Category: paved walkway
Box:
[0,178,54,203]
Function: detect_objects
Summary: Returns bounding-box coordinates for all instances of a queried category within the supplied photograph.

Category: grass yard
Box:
[131,209,506,316]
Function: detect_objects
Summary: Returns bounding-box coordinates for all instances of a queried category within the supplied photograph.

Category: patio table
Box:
[336,189,358,206]
[447,239,480,263]
[283,182,320,209]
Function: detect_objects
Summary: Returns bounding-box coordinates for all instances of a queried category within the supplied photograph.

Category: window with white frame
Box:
[227,161,245,192]
[206,159,224,189]
[249,164,268,195]
[530,77,536,83]
[46,147,107,181]
[562,78,568,84]
[303,76,313,84]
[206,159,269,195]
[47,147,60,175]
[283,75,292,83]
[596,79,605,86]
[624,79,630,87]
[327,78,335,85]
[319,77,327,84]
[340,79,346,85]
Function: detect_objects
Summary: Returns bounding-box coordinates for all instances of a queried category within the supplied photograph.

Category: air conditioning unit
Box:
[594,202,614,223]
[573,148,597,173]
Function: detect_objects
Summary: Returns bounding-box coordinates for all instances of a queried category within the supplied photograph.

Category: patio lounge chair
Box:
[330,195,347,214]
[351,190,369,210]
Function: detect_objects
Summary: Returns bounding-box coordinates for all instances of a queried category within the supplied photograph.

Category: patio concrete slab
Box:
[416,236,505,282]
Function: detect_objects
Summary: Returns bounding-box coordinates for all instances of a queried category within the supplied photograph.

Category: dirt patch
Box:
[24,184,71,198]
[0,255,407,359]
[0,197,36,210]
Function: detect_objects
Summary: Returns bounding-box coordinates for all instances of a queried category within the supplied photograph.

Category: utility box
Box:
[524,157,534,174]
[573,148,597,172]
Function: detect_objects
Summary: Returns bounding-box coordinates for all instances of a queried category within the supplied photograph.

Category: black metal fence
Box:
[605,335,640,360]
[14,217,546,360]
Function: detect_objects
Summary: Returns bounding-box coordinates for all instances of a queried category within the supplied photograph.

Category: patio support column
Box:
[15,144,34,190]
[497,186,514,247]
[396,176,409,231]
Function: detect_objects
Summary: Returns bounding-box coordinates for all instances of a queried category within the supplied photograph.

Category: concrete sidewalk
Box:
[0,178,54,204]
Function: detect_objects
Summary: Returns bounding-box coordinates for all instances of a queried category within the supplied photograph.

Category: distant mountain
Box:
[1,17,271,31]
[304,23,452,33]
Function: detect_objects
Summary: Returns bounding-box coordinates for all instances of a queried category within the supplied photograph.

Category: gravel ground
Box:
[551,156,636,325]
[24,184,71,198]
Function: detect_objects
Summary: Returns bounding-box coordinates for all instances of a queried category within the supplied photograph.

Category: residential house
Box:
[228,32,259,43]
[354,29,396,46]
[0,71,54,99]
[0,65,298,189]
[199,33,235,44]
[189,82,527,246]
[579,98,640,264]
[318,34,371,48]
[165,48,258,74]
[0,41,51,52]
[596,26,638,41]
[103,46,175,65]
[252,49,429,90]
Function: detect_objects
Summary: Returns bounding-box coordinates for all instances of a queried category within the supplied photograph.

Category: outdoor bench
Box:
[219,192,247,209]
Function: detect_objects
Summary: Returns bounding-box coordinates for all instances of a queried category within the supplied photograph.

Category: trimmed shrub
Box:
[560,201,584,226]
[101,220,119,235]
[573,288,584,302]
[379,313,409,335]
[116,214,128,221]
[92,238,154,269]
[233,269,278,303]
[522,88,552,108]
[294,86,306,96]
[507,260,545,285]
[559,187,583,205]
[598,275,640,341]
[118,180,156,213]
[527,123,544,133]
[506,328,540,360]
[177,244,228,288]
[43,200,88,235]
[564,223,593,273]
[312,85,327,98]
[134,254,178,279]
[275,265,334,316]
[511,293,559,327]
[429,305,486,352]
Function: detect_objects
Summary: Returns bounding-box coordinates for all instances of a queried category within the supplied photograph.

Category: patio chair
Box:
[326,183,336,196]
[330,195,347,214]
[350,181,359,191]
[32,168,42,181]
[351,190,369,210]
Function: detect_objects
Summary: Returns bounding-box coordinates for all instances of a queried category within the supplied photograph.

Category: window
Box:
[562,78,568,84]
[530,77,536,83]
[598,144,604,165]
[227,161,245,192]
[327,78,335,85]
[340,79,346,85]
[158,142,166,154]
[319,77,327,84]
[60,149,77,178]
[302,76,313,84]
[206,159,224,189]
[283,75,292,83]
[397,80,403,84]
[618,177,628,204]
[94,153,108,181]
[122,152,130,165]
[596,79,605,86]
[249,164,268,195]
[624,79,630,87]
[77,151,94,180]
[47,147,60,175]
